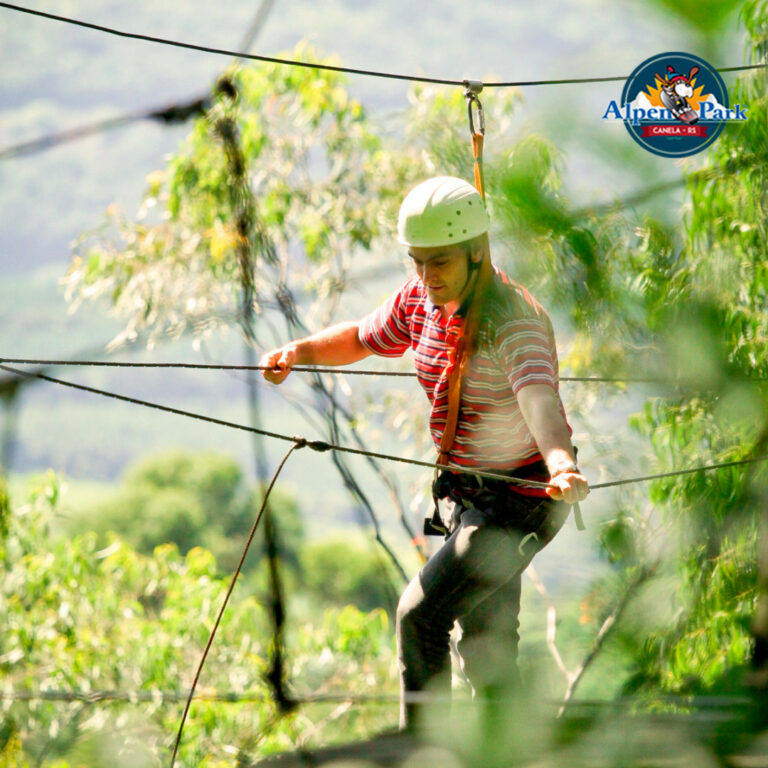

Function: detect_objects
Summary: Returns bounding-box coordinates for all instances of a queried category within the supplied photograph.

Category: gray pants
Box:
[396,495,568,729]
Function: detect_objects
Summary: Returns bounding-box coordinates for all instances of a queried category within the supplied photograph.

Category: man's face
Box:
[409,244,477,307]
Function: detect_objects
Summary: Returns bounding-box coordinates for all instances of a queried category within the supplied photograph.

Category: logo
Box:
[603,52,747,158]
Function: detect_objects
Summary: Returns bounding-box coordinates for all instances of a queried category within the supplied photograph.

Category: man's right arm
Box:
[259,320,372,384]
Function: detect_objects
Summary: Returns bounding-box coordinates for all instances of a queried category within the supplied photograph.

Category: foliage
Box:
[63,43,410,351]
[1,473,397,767]
[63,450,304,577]
[651,0,740,35]
[617,1,768,695]
[495,0,768,699]
[300,535,400,614]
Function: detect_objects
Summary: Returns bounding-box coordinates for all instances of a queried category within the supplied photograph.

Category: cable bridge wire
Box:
[169,440,301,768]
[1,2,765,88]
[1,362,767,493]
[0,687,759,719]
[1,358,767,384]
[2,0,767,160]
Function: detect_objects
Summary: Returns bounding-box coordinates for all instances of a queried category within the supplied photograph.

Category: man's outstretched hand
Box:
[259,345,298,385]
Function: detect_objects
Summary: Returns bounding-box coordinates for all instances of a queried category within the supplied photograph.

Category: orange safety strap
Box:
[431,81,584,531]
[435,81,489,468]
[435,256,496,467]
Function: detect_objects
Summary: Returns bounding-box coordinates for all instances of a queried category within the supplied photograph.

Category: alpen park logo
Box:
[603,52,748,158]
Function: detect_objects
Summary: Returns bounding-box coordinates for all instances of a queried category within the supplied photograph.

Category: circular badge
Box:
[620,52,729,158]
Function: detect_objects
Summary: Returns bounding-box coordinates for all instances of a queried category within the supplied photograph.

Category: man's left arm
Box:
[516,384,589,504]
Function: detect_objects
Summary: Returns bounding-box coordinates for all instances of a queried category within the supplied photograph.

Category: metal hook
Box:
[463,80,485,137]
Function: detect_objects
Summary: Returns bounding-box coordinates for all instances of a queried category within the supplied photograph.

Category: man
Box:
[260,176,589,729]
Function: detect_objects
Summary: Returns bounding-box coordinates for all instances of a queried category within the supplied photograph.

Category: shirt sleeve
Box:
[494,310,559,396]
[358,281,414,357]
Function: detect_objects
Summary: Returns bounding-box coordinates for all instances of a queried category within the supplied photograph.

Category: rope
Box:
[3,358,766,384]
[0,2,763,89]
[170,441,300,768]
[0,357,414,376]
[1,687,757,709]
[2,363,767,493]
[588,455,768,490]
[0,364,320,448]
[0,363,541,487]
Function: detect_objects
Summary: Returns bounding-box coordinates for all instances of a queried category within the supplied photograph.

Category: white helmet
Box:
[397,176,490,248]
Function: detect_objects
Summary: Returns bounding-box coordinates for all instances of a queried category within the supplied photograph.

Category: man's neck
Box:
[442,268,482,318]
[441,299,460,318]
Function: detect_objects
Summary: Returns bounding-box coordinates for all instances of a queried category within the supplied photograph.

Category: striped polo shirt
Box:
[358,271,568,486]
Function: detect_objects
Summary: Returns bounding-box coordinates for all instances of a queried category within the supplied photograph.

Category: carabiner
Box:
[463,80,485,137]
[463,80,486,201]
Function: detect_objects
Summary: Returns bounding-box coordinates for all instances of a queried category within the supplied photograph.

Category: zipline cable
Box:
[0,2,764,90]
[2,358,766,384]
[2,363,767,493]
[169,440,300,768]
[0,362,544,488]
[0,689,398,705]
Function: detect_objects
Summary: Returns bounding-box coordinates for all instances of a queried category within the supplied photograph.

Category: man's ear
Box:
[470,249,483,265]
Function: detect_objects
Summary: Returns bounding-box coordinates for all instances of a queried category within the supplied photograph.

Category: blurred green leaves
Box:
[1,473,398,766]
[483,0,768,701]
[648,0,738,34]
[63,450,304,577]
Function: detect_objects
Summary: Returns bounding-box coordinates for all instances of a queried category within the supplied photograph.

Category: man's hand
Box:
[258,321,372,385]
[516,384,589,506]
[546,469,589,505]
[259,345,298,385]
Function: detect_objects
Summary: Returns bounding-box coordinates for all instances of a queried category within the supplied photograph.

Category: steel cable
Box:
[0,2,764,90]
[2,362,767,494]
[3,357,766,384]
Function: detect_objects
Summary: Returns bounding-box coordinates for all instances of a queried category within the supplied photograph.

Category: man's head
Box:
[398,176,490,308]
